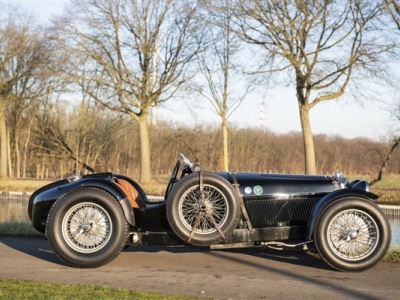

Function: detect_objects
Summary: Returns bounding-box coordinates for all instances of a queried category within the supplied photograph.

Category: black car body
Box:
[28,153,391,271]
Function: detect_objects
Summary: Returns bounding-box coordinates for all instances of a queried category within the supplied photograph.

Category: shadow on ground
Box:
[1,236,329,270]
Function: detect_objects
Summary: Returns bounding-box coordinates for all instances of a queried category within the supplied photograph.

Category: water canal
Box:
[1,192,399,246]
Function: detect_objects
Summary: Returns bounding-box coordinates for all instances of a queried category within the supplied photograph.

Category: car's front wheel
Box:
[313,197,391,271]
[46,187,129,268]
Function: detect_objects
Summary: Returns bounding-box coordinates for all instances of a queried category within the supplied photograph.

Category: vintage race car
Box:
[28,153,391,271]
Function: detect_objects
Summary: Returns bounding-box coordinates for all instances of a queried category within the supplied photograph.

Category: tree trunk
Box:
[222,118,229,171]
[0,104,8,178]
[7,127,12,178]
[15,127,20,178]
[22,120,32,178]
[298,102,316,174]
[136,113,152,183]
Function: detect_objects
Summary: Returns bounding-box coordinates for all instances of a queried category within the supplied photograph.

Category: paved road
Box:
[0,237,399,299]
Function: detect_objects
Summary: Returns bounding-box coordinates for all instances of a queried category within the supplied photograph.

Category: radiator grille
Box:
[244,197,321,228]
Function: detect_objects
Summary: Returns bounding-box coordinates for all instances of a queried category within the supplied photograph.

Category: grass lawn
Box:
[0,279,202,300]
[0,222,44,237]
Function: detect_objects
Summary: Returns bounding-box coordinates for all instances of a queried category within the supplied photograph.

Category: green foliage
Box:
[376,200,400,206]
[372,177,400,188]
[372,188,400,204]
[0,222,43,237]
[383,246,400,262]
[0,280,201,300]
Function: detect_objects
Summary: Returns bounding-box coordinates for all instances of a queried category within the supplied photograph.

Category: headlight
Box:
[349,180,369,192]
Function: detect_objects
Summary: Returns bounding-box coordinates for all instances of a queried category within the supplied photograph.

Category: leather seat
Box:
[114,178,146,208]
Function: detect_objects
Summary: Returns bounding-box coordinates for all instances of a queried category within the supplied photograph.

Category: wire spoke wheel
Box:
[314,197,391,271]
[62,202,112,253]
[46,188,129,268]
[327,209,378,261]
[179,185,228,234]
[166,172,240,246]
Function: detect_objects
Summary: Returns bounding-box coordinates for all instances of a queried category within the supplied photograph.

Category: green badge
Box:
[253,185,263,195]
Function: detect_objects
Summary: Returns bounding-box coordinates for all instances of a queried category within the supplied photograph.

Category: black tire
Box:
[166,172,240,246]
[46,187,129,268]
[313,197,391,271]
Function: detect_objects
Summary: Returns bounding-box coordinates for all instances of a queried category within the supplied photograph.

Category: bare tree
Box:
[0,4,54,178]
[368,0,400,184]
[385,0,400,29]
[56,0,200,182]
[33,93,135,176]
[235,0,387,174]
[193,0,252,171]
[369,136,400,185]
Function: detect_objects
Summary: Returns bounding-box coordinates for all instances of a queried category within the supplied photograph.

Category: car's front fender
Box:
[306,188,379,240]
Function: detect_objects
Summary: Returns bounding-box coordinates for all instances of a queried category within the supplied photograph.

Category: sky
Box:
[7,0,395,141]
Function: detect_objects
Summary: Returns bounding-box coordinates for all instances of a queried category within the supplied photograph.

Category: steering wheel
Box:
[164,159,180,200]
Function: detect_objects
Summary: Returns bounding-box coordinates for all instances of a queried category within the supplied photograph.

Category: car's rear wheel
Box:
[313,197,391,271]
[46,187,129,268]
[166,172,240,246]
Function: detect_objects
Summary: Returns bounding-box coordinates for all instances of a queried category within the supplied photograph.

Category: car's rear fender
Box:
[57,178,137,227]
[31,178,136,231]
[306,188,379,240]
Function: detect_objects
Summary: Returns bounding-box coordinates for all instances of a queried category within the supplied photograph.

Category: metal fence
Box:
[379,205,400,219]
[0,191,32,201]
